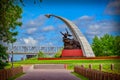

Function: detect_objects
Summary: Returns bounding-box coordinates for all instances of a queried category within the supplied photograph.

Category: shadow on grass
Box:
[71,72,88,80]
[8,72,25,80]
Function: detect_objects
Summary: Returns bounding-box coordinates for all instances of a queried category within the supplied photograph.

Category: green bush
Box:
[92,34,120,56]
[54,48,63,58]
[38,51,47,58]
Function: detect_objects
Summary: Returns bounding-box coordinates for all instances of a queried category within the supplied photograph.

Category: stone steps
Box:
[34,64,65,69]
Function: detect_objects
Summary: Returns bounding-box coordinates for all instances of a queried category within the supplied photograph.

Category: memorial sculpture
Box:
[45,14,95,57]
[60,29,81,49]
[60,29,83,57]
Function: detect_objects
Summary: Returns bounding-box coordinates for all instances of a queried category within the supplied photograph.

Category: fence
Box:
[0,67,23,80]
[74,65,120,80]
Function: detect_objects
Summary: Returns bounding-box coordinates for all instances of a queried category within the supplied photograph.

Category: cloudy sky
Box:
[14,0,120,46]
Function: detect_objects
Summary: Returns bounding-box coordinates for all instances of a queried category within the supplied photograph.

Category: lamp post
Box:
[11,43,14,68]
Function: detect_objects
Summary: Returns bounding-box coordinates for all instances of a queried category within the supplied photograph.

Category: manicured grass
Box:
[5,64,22,69]
[7,72,25,80]
[71,72,88,80]
[14,59,120,64]
[67,63,120,74]
[8,59,120,74]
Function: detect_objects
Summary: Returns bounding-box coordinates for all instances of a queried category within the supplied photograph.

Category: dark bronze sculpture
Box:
[60,29,81,49]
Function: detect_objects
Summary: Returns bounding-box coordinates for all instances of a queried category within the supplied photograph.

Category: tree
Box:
[0,0,22,69]
[38,51,47,58]
[0,44,8,69]
[92,35,103,56]
[92,34,115,56]
[0,0,43,69]
[0,0,22,43]
[54,48,63,58]
[100,34,115,56]
[114,36,120,56]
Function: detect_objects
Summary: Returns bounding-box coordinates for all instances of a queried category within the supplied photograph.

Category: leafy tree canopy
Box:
[0,0,23,69]
[114,36,120,56]
[0,0,22,43]
[92,34,120,56]
[38,51,48,58]
[0,44,8,69]
[54,48,63,58]
[0,0,43,69]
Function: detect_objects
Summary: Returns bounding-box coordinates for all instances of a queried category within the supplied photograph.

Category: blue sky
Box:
[14,0,120,46]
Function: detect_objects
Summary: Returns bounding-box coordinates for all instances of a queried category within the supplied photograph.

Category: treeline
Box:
[92,34,120,56]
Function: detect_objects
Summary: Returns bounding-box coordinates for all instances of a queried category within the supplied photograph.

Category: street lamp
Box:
[11,43,14,68]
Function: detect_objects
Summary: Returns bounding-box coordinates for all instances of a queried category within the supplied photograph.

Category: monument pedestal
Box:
[61,49,83,57]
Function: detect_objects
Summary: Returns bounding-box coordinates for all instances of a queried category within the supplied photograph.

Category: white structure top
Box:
[45,14,95,57]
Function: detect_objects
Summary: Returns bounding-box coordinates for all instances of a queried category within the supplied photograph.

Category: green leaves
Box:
[0,44,8,69]
[54,48,63,58]
[92,35,103,56]
[0,0,23,69]
[38,51,47,58]
[92,34,119,56]
[0,0,22,43]
[114,36,120,56]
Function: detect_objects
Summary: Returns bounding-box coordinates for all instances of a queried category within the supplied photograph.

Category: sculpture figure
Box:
[60,29,81,49]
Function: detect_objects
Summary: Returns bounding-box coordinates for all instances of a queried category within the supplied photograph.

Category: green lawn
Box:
[5,64,22,69]
[14,59,120,64]
[7,73,25,80]
[6,59,120,74]
[71,72,88,80]
[67,63,120,74]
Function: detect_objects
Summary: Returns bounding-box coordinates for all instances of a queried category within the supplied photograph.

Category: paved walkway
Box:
[16,64,81,80]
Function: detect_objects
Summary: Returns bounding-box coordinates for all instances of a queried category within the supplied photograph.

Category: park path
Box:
[16,64,81,80]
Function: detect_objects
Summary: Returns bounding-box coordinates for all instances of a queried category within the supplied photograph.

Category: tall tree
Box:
[0,0,22,69]
[92,34,115,56]
[114,36,120,56]
[100,34,115,56]
[0,0,43,43]
[0,44,8,69]
[0,0,22,43]
[0,0,43,69]
[92,35,103,56]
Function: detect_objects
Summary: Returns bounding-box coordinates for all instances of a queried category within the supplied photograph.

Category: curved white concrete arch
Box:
[45,14,95,57]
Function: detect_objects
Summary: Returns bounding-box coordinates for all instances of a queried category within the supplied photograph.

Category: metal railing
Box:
[7,46,62,54]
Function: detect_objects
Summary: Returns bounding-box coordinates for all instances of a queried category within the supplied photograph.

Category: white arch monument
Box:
[45,14,95,57]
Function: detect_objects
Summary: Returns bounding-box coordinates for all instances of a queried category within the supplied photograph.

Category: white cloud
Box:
[22,15,47,28]
[71,15,120,43]
[58,24,66,29]
[85,20,120,38]
[42,26,54,31]
[86,24,101,36]
[21,14,48,35]
[78,15,94,20]
[48,42,54,46]
[27,28,37,34]
[89,24,100,31]
[105,0,120,15]
[37,36,45,41]
[23,37,38,45]
[73,15,94,28]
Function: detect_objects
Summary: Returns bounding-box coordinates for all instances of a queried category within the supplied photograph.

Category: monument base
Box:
[61,49,83,57]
